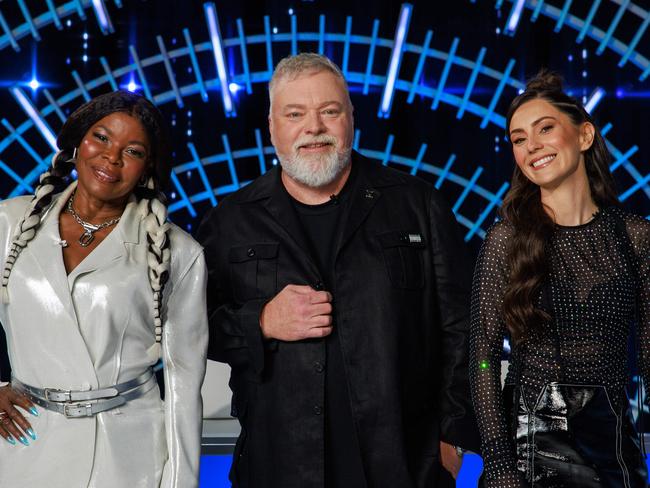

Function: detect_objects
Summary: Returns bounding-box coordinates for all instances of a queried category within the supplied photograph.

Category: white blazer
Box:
[0,183,208,488]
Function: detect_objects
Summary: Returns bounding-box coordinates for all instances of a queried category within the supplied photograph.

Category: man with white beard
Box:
[197,53,479,488]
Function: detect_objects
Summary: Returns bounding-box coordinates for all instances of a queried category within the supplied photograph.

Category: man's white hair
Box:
[268,53,351,112]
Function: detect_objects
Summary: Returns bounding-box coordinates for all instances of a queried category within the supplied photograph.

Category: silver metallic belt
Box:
[12,369,155,418]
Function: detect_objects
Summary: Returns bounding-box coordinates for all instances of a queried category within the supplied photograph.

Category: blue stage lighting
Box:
[585,87,605,113]
[204,2,235,117]
[28,78,40,91]
[91,0,114,34]
[229,83,242,94]
[10,86,57,150]
[504,0,525,36]
[379,3,413,118]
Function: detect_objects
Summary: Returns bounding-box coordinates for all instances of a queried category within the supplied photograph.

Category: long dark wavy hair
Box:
[501,70,619,342]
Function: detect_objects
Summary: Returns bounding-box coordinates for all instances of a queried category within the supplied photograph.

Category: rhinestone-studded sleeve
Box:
[469,221,522,487]
[626,214,650,395]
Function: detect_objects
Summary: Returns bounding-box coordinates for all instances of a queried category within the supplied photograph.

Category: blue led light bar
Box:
[10,86,57,150]
[531,0,545,22]
[619,14,650,67]
[379,3,413,118]
[597,0,628,55]
[16,0,40,41]
[407,30,433,103]
[505,0,526,35]
[363,20,381,95]
[91,0,114,34]
[584,87,605,113]
[554,0,573,32]
[45,0,63,30]
[204,2,235,116]
[577,0,601,43]
[128,45,152,100]
[432,37,459,110]
[156,35,184,108]
[182,28,208,102]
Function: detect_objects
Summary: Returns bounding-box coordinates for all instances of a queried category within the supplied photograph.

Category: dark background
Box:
[0,1,648,411]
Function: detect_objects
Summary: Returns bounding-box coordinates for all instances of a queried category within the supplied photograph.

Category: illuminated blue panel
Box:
[531,0,545,22]
[481,58,515,129]
[9,87,57,150]
[353,129,361,151]
[620,173,650,202]
[169,171,197,217]
[318,15,325,54]
[495,0,504,9]
[263,16,273,74]
[71,71,91,101]
[156,35,184,108]
[584,87,605,113]
[99,56,119,91]
[254,129,266,175]
[221,134,240,188]
[1,119,49,172]
[0,11,19,51]
[204,2,235,117]
[342,16,353,76]
[45,0,63,30]
[610,146,639,172]
[432,37,459,110]
[505,0,526,35]
[16,0,40,41]
[90,0,114,35]
[290,15,297,55]
[435,154,456,189]
[619,14,650,67]
[236,19,253,94]
[554,0,573,32]
[0,159,33,194]
[42,89,66,122]
[577,0,601,43]
[596,0,629,55]
[409,143,427,176]
[183,29,208,102]
[128,45,153,100]
[381,135,395,166]
[72,0,87,19]
[378,3,413,118]
[187,142,217,207]
[453,167,483,213]
[407,30,433,103]
[363,20,381,95]
[457,47,486,119]
[465,182,509,241]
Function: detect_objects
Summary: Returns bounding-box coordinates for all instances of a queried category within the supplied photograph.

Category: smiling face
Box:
[74,112,150,208]
[268,69,354,188]
[508,98,594,191]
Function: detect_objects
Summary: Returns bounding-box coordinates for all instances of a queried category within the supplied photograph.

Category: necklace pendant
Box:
[78,231,95,247]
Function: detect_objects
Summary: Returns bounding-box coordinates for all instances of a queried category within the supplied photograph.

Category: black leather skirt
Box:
[503,383,647,487]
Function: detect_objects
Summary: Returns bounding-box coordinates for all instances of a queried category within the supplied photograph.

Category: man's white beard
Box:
[277,135,351,188]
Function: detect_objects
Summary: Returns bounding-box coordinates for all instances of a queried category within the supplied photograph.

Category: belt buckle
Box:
[63,402,93,418]
[44,388,71,402]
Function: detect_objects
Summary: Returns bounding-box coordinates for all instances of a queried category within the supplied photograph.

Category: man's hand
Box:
[260,284,333,341]
[439,441,462,479]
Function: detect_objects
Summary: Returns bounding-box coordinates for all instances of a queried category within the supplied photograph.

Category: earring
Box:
[66,147,78,163]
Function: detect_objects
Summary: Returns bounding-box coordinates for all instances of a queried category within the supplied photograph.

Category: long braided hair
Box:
[501,71,619,342]
[1,91,173,359]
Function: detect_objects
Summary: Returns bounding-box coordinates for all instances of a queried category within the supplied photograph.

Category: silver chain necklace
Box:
[66,192,122,247]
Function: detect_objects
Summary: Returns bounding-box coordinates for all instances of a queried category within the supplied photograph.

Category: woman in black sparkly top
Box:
[470,71,650,488]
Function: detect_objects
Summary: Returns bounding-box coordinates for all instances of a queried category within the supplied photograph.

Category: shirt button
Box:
[314,281,324,291]
[313,405,322,415]
[247,248,256,257]
[314,361,325,373]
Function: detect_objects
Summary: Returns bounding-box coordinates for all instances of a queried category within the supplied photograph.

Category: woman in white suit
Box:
[0,91,208,487]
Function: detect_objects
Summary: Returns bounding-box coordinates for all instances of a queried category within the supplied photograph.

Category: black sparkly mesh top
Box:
[469,207,650,486]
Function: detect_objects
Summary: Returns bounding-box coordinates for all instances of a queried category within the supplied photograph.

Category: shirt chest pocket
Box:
[377,231,425,290]
[228,243,279,302]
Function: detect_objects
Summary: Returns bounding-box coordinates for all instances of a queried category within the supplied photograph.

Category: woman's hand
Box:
[439,440,463,479]
[0,386,37,446]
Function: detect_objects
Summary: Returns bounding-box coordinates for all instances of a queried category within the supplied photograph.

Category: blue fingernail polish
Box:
[29,407,39,417]
[26,428,37,441]
[18,436,29,446]
[5,435,16,445]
